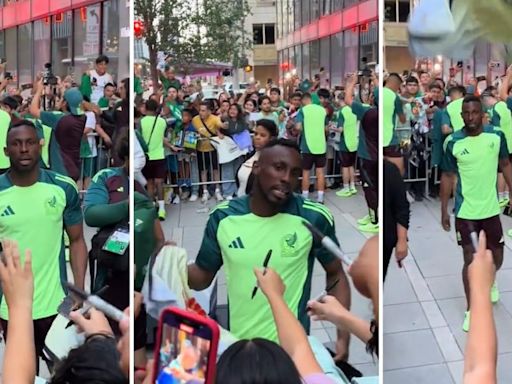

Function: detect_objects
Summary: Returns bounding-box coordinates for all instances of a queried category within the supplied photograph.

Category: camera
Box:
[42,63,58,86]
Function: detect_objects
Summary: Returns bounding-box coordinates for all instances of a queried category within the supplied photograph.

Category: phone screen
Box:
[156,313,213,384]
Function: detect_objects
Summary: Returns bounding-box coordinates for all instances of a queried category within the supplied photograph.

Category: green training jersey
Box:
[195,195,338,342]
[442,126,508,220]
[443,98,465,132]
[382,87,402,147]
[490,100,512,154]
[140,115,167,161]
[337,105,359,153]
[0,169,82,320]
[296,104,327,154]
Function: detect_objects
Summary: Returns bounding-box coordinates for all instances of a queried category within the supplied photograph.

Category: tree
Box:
[134,0,252,88]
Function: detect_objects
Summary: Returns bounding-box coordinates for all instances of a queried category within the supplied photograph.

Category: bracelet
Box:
[85,332,115,343]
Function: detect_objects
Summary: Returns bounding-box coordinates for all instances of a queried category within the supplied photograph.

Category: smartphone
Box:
[153,307,220,384]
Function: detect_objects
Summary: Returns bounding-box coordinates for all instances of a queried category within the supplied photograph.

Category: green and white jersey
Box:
[0,110,11,169]
[442,98,465,133]
[489,100,512,154]
[195,195,338,342]
[0,169,82,320]
[442,125,508,220]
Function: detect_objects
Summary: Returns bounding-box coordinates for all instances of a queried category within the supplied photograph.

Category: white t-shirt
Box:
[85,111,97,158]
[90,69,113,105]
[237,151,259,197]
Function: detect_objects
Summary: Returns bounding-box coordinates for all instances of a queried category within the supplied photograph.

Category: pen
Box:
[302,221,353,266]
[311,278,341,303]
[65,282,128,323]
[251,249,272,299]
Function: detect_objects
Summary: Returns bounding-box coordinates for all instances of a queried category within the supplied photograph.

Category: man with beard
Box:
[0,120,87,372]
[440,96,512,332]
[187,139,351,361]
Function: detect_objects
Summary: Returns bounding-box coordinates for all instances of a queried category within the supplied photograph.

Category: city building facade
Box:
[0,0,129,87]
[276,0,378,89]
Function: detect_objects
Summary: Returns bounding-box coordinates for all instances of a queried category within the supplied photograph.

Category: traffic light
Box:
[244,65,253,73]
[134,20,144,38]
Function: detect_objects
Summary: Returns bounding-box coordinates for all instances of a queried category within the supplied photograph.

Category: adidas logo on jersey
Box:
[0,206,15,217]
[228,236,245,249]
[459,148,469,156]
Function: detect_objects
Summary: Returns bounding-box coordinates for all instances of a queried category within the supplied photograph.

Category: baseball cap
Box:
[64,88,84,115]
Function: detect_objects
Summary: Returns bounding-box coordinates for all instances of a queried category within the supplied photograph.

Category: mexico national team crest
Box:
[45,195,58,214]
[281,232,298,257]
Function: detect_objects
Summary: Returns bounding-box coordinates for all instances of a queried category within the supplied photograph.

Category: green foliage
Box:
[134,0,252,76]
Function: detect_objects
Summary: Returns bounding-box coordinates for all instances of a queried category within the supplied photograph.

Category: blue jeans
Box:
[221,156,244,197]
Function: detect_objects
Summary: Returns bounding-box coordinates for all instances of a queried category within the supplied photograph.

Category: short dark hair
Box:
[96,55,109,64]
[429,83,442,91]
[463,95,483,110]
[255,119,278,138]
[8,119,37,133]
[405,76,419,85]
[145,99,159,112]
[270,87,281,95]
[290,92,302,99]
[317,88,330,99]
[259,96,271,106]
[216,339,302,384]
[448,86,466,97]
[201,100,214,111]
[387,73,402,82]
[301,92,312,100]
[104,83,115,89]
[244,99,257,110]
[262,138,300,154]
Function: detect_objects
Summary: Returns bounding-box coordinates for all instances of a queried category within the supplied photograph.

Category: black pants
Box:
[360,158,379,223]
[1,314,57,374]
[383,243,394,281]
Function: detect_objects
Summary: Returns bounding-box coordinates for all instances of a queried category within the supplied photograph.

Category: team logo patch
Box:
[281,232,298,257]
[0,205,15,217]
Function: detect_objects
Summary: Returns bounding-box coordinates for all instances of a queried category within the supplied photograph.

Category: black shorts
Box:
[0,168,7,175]
[197,150,219,172]
[340,151,357,167]
[384,145,402,158]
[455,215,504,255]
[302,153,327,170]
[134,304,147,350]
[142,159,167,180]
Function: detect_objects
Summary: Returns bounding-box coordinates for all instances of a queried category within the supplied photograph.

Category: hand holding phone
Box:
[153,307,219,384]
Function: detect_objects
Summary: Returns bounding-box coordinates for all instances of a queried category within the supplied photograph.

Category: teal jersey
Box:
[195,195,338,342]
[442,126,508,220]
[351,101,374,160]
[0,169,82,319]
[490,101,512,154]
[382,87,402,146]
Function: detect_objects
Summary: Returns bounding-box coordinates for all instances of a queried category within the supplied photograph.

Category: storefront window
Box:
[359,21,378,64]
[294,0,301,30]
[333,0,344,11]
[0,30,5,61]
[302,42,310,79]
[103,0,120,81]
[301,0,310,26]
[331,32,343,86]
[33,19,51,82]
[344,28,359,76]
[311,0,320,21]
[18,23,33,86]
[319,37,330,86]
[310,39,320,78]
[295,45,302,78]
[5,27,17,83]
[74,4,101,81]
[321,0,332,15]
[52,11,73,80]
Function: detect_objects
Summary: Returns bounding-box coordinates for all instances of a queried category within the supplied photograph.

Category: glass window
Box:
[331,32,343,86]
[294,0,301,29]
[320,0,331,15]
[74,5,101,80]
[310,40,320,78]
[295,45,302,78]
[253,24,264,45]
[265,24,275,45]
[288,0,295,35]
[52,11,73,80]
[319,37,330,86]
[276,0,282,38]
[0,30,5,60]
[333,0,344,11]
[384,0,397,22]
[311,0,320,20]
[359,21,378,64]
[344,28,358,76]
[103,0,120,80]
[302,0,310,26]
[5,27,17,84]
[33,19,51,82]
[18,23,33,86]
[302,42,310,79]
[398,0,410,22]
[289,43,295,70]
[282,0,289,36]
[344,0,359,7]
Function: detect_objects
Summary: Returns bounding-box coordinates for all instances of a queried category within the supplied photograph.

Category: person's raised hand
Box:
[0,239,33,312]
[307,295,348,324]
[468,230,495,291]
[69,307,113,337]
[254,267,285,299]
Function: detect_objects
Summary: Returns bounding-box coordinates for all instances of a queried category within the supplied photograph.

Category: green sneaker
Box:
[336,188,352,197]
[491,282,500,303]
[158,209,166,221]
[350,186,357,195]
[499,198,509,208]
[358,222,379,233]
[462,311,470,332]
[357,215,371,225]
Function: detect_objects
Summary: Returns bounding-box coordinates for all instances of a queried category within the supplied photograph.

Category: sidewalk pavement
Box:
[384,198,512,383]
[161,188,378,377]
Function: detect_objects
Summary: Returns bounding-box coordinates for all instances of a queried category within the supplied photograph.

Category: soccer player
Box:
[440,96,512,332]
